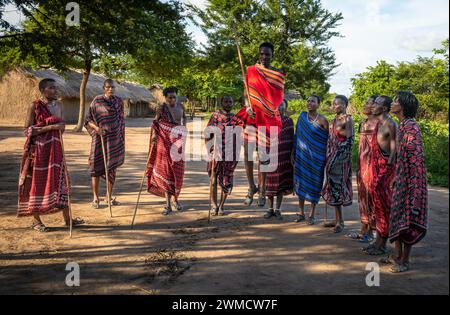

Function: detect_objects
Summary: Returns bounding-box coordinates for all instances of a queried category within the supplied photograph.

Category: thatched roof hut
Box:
[0,68,161,124]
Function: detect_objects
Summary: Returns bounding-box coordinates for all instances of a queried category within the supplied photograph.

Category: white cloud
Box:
[322,0,449,94]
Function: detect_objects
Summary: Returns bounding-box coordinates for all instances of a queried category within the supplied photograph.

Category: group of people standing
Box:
[17,42,428,274]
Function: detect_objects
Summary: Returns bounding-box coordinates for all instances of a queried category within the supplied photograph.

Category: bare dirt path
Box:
[0,119,448,294]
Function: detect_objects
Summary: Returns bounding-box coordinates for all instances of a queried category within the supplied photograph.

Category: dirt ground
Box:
[0,118,448,295]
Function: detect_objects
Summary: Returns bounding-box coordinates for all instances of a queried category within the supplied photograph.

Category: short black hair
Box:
[163,86,178,97]
[220,95,233,103]
[38,78,56,92]
[259,42,274,54]
[368,95,379,102]
[395,91,419,118]
[335,95,348,107]
[103,78,115,89]
[376,95,393,111]
[311,95,321,104]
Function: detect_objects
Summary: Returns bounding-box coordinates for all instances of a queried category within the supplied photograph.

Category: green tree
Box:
[188,0,343,100]
[350,39,449,121]
[1,0,192,131]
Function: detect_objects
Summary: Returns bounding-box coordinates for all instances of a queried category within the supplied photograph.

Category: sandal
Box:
[274,210,283,220]
[162,207,173,216]
[359,233,374,243]
[243,187,258,206]
[264,208,275,219]
[32,222,50,233]
[346,231,361,239]
[104,197,120,206]
[380,255,400,265]
[91,200,100,209]
[390,262,410,273]
[333,224,344,233]
[307,216,316,225]
[66,217,85,227]
[218,208,225,216]
[295,214,306,223]
[211,206,219,216]
[366,246,390,256]
[173,201,183,212]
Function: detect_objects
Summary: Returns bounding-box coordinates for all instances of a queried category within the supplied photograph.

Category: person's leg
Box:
[264,195,275,219]
[295,198,306,222]
[212,175,218,209]
[276,193,283,210]
[218,190,228,215]
[334,206,344,233]
[162,192,173,215]
[274,193,283,220]
[401,243,412,265]
[308,203,317,218]
[268,196,274,209]
[91,176,100,203]
[244,140,256,191]
[32,213,43,225]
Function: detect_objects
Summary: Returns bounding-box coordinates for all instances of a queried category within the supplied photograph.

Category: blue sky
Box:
[3,0,449,95]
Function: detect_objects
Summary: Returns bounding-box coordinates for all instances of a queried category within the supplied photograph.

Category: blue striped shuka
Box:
[294,112,329,204]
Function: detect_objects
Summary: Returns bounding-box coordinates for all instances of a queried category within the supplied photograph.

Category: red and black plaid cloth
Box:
[205,110,243,194]
[17,100,68,217]
[84,95,125,184]
[265,116,294,196]
[146,104,187,198]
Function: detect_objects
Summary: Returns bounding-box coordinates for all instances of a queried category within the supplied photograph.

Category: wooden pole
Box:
[59,130,73,238]
[208,142,215,224]
[91,108,113,218]
[131,128,154,229]
[235,41,253,112]
[99,133,113,218]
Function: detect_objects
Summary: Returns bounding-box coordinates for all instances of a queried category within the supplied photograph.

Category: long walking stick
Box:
[99,132,113,218]
[208,143,216,224]
[59,130,73,238]
[235,40,253,112]
[131,128,154,229]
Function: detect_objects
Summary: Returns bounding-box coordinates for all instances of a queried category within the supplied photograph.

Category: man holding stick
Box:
[18,78,83,232]
[237,42,286,208]
[85,79,125,210]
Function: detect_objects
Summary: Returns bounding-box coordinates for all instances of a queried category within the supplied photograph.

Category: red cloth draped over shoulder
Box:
[236,64,285,134]
[17,100,68,217]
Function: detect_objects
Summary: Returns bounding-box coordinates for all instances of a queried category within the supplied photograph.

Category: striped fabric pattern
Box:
[246,64,285,119]
[147,104,187,198]
[321,117,354,207]
[85,95,125,183]
[17,100,68,217]
[294,112,329,204]
[265,116,295,196]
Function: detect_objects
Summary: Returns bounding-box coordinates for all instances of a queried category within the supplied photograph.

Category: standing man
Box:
[147,86,187,215]
[264,100,294,220]
[293,95,329,225]
[365,96,397,255]
[85,79,125,209]
[239,42,286,208]
[18,78,83,231]
[354,95,378,242]
[387,91,428,273]
[321,95,354,233]
[204,96,243,216]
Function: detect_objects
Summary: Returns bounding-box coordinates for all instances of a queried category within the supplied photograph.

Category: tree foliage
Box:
[184,0,343,101]
[351,39,449,121]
